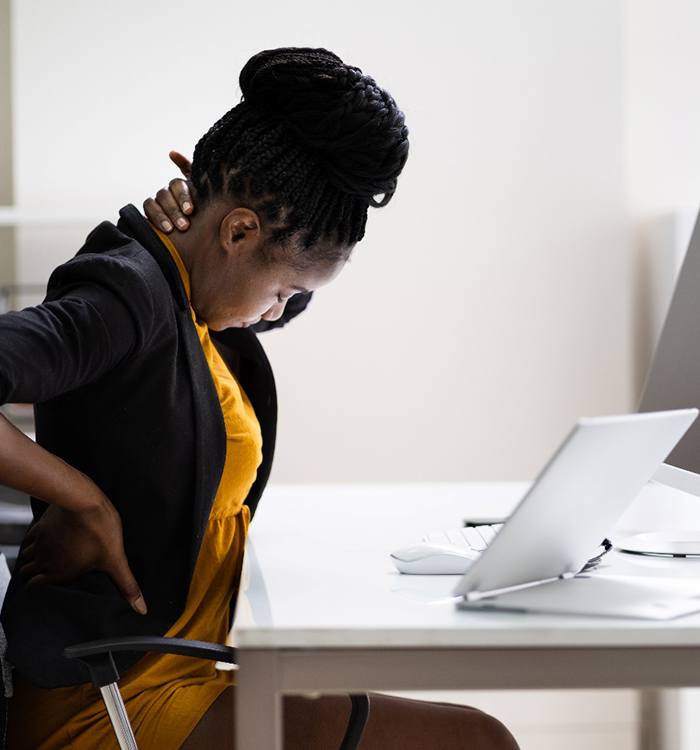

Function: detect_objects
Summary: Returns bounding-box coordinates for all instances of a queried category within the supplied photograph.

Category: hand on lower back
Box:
[17,491,147,615]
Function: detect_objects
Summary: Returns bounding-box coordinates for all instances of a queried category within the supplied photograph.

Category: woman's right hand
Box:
[143,150,194,233]
[17,488,147,615]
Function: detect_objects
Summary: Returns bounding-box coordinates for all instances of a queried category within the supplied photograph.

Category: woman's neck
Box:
[165,207,219,278]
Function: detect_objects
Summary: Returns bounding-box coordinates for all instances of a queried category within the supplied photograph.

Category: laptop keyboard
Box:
[423,524,504,552]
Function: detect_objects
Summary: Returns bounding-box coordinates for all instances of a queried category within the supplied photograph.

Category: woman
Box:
[0,47,519,749]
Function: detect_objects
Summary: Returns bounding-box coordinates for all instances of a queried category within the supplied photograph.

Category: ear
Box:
[218,207,262,257]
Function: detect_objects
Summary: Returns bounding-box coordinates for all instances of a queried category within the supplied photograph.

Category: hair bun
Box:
[239,47,409,207]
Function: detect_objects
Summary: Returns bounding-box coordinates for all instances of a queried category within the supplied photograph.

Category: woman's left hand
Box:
[143,150,194,233]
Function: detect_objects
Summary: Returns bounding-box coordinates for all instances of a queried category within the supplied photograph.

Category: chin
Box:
[207,320,231,332]
[209,319,247,331]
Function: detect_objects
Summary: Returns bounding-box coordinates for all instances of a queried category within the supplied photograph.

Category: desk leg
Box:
[640,689,662,750]
[235,650,283,750]
[640,688,683,750]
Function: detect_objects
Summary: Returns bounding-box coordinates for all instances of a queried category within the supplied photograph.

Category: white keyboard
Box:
[423,524,504,553]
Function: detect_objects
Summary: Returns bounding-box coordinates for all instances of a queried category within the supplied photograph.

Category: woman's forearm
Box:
[0,413,104,512]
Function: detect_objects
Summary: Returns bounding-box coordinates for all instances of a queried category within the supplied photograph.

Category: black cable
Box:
[339,693,370,750]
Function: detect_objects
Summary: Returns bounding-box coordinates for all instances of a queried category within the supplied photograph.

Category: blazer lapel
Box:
[117,205,227,578]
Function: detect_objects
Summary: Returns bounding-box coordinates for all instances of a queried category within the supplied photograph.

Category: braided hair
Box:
[189,47,409,268]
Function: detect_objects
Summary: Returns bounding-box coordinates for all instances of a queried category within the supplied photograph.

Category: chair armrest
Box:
[64,637,370,750]
[64,635,236,663]
[63,636,236,687]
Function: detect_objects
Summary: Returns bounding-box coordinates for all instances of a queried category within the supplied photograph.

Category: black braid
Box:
[189,47,409,267]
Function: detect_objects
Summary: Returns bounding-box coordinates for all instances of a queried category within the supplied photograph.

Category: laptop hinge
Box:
[464,571,579,602]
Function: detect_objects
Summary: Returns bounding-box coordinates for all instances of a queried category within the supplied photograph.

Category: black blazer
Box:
[0,205,312,688]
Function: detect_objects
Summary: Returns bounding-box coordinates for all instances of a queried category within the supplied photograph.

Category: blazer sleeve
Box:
[251,291,314,333]
[0,256,156,405]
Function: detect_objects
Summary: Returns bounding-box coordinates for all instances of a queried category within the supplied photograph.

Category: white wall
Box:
[624,0,700,220]
[624,0,700,397]
[10,0,632,484]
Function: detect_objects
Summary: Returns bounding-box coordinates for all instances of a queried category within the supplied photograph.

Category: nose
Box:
[260,300,287,322]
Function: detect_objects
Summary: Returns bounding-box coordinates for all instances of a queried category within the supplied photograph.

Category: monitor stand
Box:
[615,463,700,557]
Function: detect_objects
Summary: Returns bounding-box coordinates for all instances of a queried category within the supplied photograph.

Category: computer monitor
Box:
[639,207,700,473]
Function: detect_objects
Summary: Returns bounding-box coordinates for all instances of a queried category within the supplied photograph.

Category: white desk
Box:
[231,482,700,749]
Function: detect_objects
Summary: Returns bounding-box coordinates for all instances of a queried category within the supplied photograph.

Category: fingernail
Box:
[182,202,192,213]
[132,595,147,615]
[161,220,173,232]
[176,218,188,229]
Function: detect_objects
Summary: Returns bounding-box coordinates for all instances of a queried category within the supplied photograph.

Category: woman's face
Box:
[187,206,349,331]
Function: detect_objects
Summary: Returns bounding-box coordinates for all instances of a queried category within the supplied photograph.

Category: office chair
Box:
[0,484,369,748]
[0,551,370,750]
[64,636,370,750]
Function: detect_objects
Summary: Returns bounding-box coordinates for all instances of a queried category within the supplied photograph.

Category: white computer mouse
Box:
[390,542,478,574]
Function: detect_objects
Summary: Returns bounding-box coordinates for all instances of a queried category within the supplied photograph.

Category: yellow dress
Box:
[8,227,262,749]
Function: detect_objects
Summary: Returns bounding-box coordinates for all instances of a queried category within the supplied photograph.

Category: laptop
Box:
[452,408,700,619]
